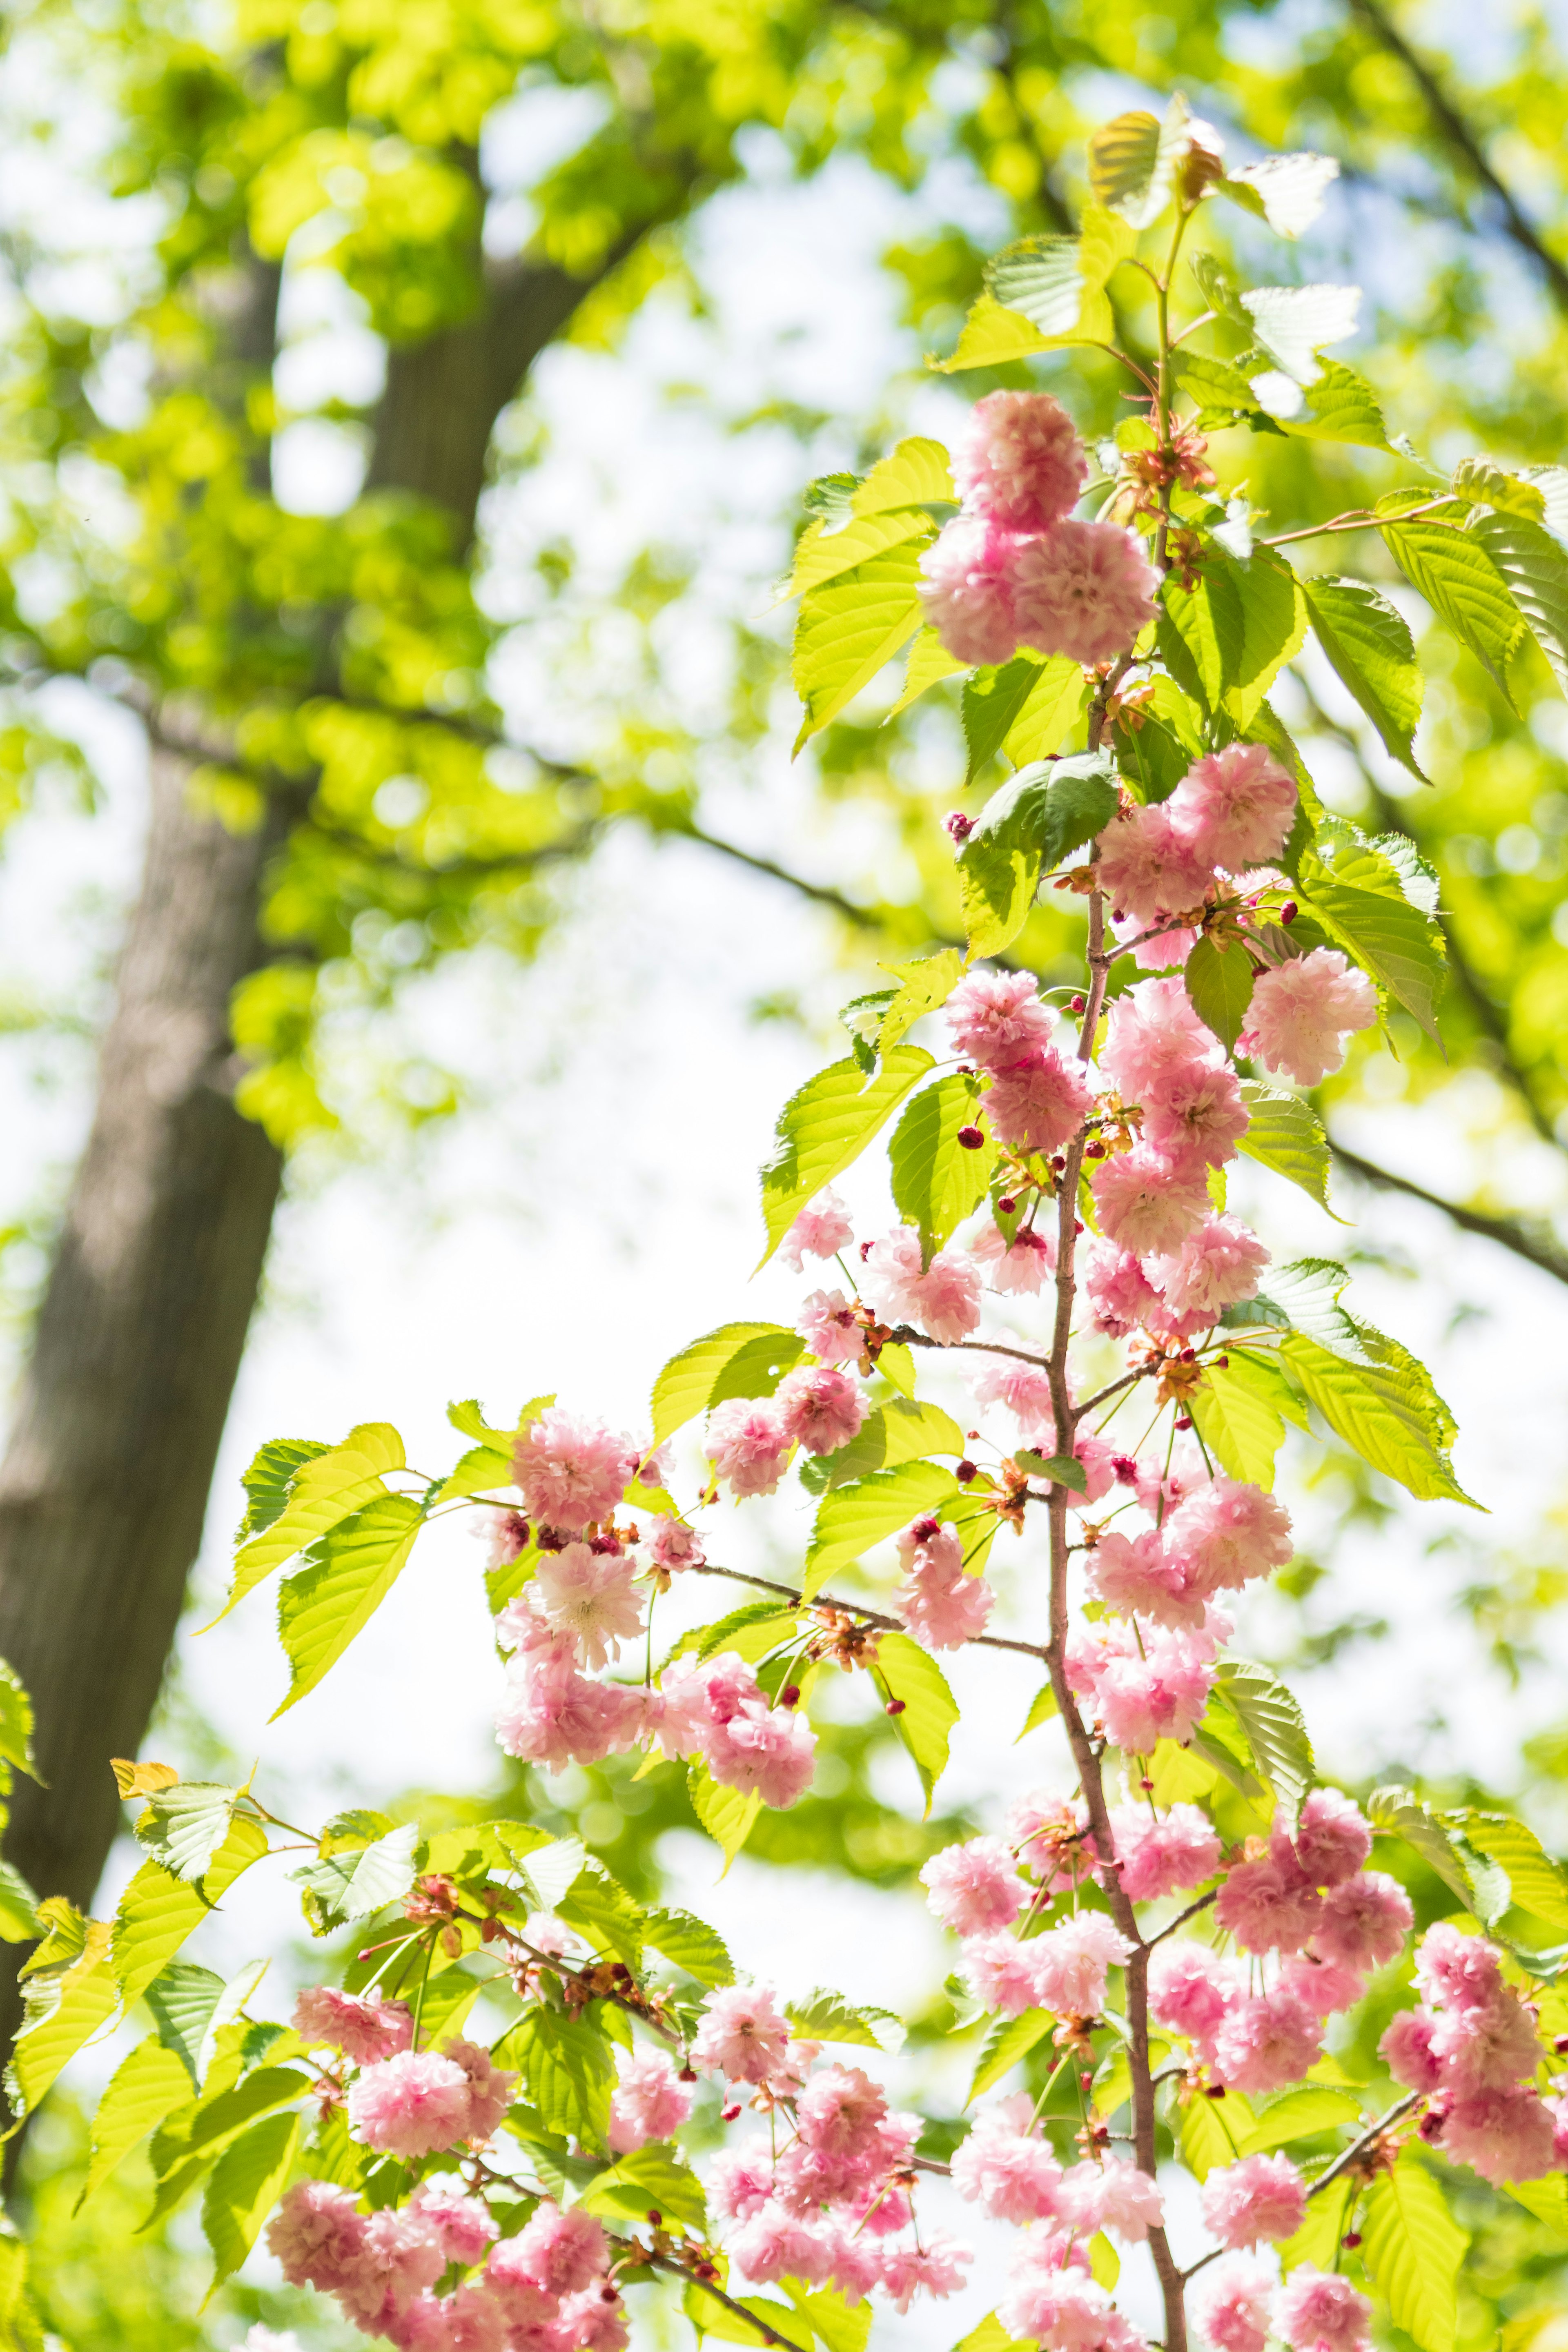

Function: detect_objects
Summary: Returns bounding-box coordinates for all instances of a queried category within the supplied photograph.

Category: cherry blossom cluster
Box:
[1382,1922,1566,2183]
[918,392,1160,668]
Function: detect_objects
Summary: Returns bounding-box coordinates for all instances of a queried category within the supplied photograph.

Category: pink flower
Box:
[1275,2266,1371,2352]
[1194,2256,1274,2352]
[1073,1624,1216,1752]
[1140,1062,1251,1168]
[1414,1921,1505,2012]
[1149,1941,1242,2054]
[356,2208,448,2318]
[921,1834,1028,1935]
[704,1397,791,1497]
[704,1689,816,1808]
[1096,802,1216,930]
[1200,2152,1306,2248]
[1109,1802,1221,1901]
[1212,1986,1323,2095]
[1029,1912,1133,2018]
[775,1364,867,1457]
[1101,976,1222,1098]
[1001,2261,1116,2349]
[954,390,1088,532]
[1087,1529,1203,1630]
[984,1048,1094,1157]
[962,1927,1042,2019]
[690,1985,791,2085]
[1241,948,1379,1086]
[1313,1871,1413,1972]
[267,2179,367,2293]
[894,1519,994,1650]
[483,2234,564,2327]
[510,2200,608,2298]
[494,1647,643,1771]
[796,1287,865,1367]
[1440,2086,1557,2183]
[1085,1240,1186,1341]
[408,2181,499,2268]
[608,2048,695,2154]
[878,2234,973,2311]
[710,2143,778,2223]
[649,1516,705,1572]
[947,968,1057,1067]
[860,1226,983,1344]
[1291,1787,1372,1887]
[511,1408,636,1535]
[1214,1852,1323,1955]
[779,1187,854,1272]
[1013,518,1160,665]
[528,1542,644,1668]
[1170,744,1297,871]
[1164,1479,1293,1598]
[1092,1145,1212,1254]
[1007,1793,1095,1889]
[1380,2007,1443,2092]
[971,1356,1056,1434]
[558,2287,628,2352]
[481,1507,530,1568]
[443,2036,516,2143]
[971,1216,1056,1294]
[1147,1215,1269,1318]
[919,514,1022,666]
[952,2096,1065,2223]
[1061,2158,1164,2241]
[293,1986,413,2066]
[1281,1953,1368,2016]
[730,2202,837,2287]
[1431,1989,1544,2094]
[347,2049,475,2158]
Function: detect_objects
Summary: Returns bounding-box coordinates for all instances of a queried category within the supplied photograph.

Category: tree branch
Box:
[683,1558,1048,1663]
[1329,1136,1568,1287]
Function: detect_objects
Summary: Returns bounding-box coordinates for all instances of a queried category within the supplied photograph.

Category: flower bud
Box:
[886,1699,906,1716]
[1281,900,1298,923]
[944,811,975,842]
[997,1195,1017,1214]
[780,1684,802,1708]
[1070,994,1087,1013]
[958,1124,984,1149]
[956,1459,978,1483]
[1341,2232,1362,2250]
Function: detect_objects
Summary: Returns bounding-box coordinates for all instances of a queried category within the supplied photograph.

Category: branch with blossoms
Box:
[21,89,1568,2352]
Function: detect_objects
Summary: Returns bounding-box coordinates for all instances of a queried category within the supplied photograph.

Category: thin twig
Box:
[1306,2090,1421,2198]
[509,1937,682,2049]
[682,1559,1048,1662]
[1145,1888,1219,1948]
[639,2250,810,2352]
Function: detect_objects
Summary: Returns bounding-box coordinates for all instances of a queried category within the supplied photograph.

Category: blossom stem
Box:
[506,1933,685,2049]
[681,1557,1049,1662]
[1145,1888,1219,1947]
[1259,496,1448,550]
[637,2250,810,2352]
[1305,2091,1421,2198]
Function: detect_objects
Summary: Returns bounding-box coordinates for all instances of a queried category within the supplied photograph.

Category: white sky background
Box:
[4,26,1568,2347]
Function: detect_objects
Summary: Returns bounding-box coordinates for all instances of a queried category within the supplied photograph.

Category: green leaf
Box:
[154,2065,311,2176]
[1279,2173,1354,2272]
[203,1425,405,1630]
[274,1492,424,1716]
[7,1924,118,2120]
[757,1048,934,1268]
[1369,1786,1509,1920]
[1159,563,1247,712]
[889,1077,993,1261]
[1017,1682,1059,1740]
[790,505,940,599]
[888,625,966,717]
[688,1762,763,1875]
[77,2035,193,2209]
[1171,350,1261,419]
[985,238,1089,336]
[877,1630,959,1814]
[643,1907,735,1988]
[1302,576,1425,777]
[651,1324,806,1447]
[1237,283,1361,382]
[201,2111,302,2301]
[1273,360,1394,452]
[1450,456,1548,522]
[1184,936,1254,1052]
[1179,2085,1256,2180]
[851,437,955,516]
[1383,518,1524,701]
[559,1860,648,1966]
[877,949,967,1054]
[1002,659,1090,767]
[1504,2176,1568,2234]
[1239,2085,1361,2153]
[1361,2148,1467,2352]
[785,1988,904,2053]
[782,2283,873,2352]
[1087,100,1187,229]
[792,541,930,748]
[684,2282,807,2349]
[1280,1331,1477,1506]
[1189,1361,1288,1490]
[134,1784,240,1883]
[1297,864,1447,1042]
[801,1396,967,1496]
[1449,1811,1568,1935]
[111,1815,269,2010]
[291,1822,420,1932]
[0,1862,37,1944]
[953,2314,1033,2352]
[1214,1660,1314,1820]
[1087,2235,1119,2291]
[1236,1084,1339,1216]
[1220,151,1339,238]
[234,1437,328,1544]
[143,1963,226,2086]
[431,1444,514,1503]
[0,1662,40,1784]
[967,2009,1053,2104]
[580,2141,708,2231]
[956,752,1120,956]
[963,657,1047,783]
[510,2007,613,2145]
[1221,548,1309,725]
[1470,508,1568,696]
[803,1463,960,1599]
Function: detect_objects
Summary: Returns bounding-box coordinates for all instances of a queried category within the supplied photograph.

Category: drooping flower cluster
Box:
[1381,1922,1557,2182]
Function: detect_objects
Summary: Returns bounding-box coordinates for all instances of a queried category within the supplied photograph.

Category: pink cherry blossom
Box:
[442,2036,516,2143]
[347,2049,475,2158]
[1280,1953,1368,2016]
[1241,947,1379,1086]
[1313,1871,1413,1971]
[919,514,1023,666]
[797,1287,865,1366]
[952,2096,1066,2223]
[356,2208,448,2319]
[1146,1215,1269,1318]
[1060,2158,1164,2241]
[775,1364,867,1457]
[1439,2085,1557,2183]
[878,2234,973,2311]
[779,1187,854,1272]
[984,1048,1094,1157]
[1007,1792,1095,1889]
[961,1927,1042,2019]
[559,2287,628,2352]
[1109,1801,1221,1901]
[1001,2260,1116,2350]
[1149,1940,1243,2054]
[1013,518,1160,666]
[1164,1479,1293,1598]
[1092,1145,1212,1254]
[494,1647,643,1771]
[971,1216,1056,1294]
[511,1408,636,1535]
[483,2236,566,2331]
[710,2143,778,2223]
[1430,1989,1544,2094]
[408,2181,499,2268]
[1071,1622,1216,1752]
[1275,2266,1372,2352]
[267,2179,368,2294]
[528,1542,644,1668]
[947,968,1058,1066]
[1194,2256,1274,2352]
[894,1519,994,1650]
[729,2201,838,2287]
[608,2047,695,2154]
[1214,1851,1324,1955]
[1212,1985,1323,2095]
[704,1397,792,1497]
[953,390,1088,532]
[1087,1528,1203,1630]
[649,1516,705,1572]
[921,1834,1028,1935]
[293,1985,412,2066]
[703,1684,816,1807]
[1085,1240,1192,1341]
[1290,1786,1372,1886]
[481,1506,530,1568]
[1380,2007,1443,2092]
[1414,1920,1506,2012]
[1169,743,1297,871]
[1140,1062,1251,1167]
[971,1355,1056,1434]
[510,2200,608,2298]
[1101,976,1223,1097]
[1200,2152,1306,2248]
[1030,1912,1133,2018]
[690,1984,792,2084]
[860,1226,984,1344]
[1096,802,1216,931]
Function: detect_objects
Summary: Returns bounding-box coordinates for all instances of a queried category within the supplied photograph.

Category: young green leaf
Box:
[1470,508,1568,696]
[1448,1811,1568,1936]
[643,1906,735,1988]
[1450,456,1548,522]
[1179,2084,1256,2180]
[1273,360,1394,453]
[7,1929,119,2119]
[953,2313,1034,2352]
[1236,1084,1340,1215]
[876,1629,959,1814]
[1220,151,1339,238]
[0,1859,36,1943]
[1301,576,1425,777]
[579,2142,709,2231]
[876,948,967,1054]
[888,624,966,716]
[1189,1361,1289,1489]
[782,2283,873,2352]
[967,2008,1053,2105]
[511,2008,615,2145]
[651,1323,806,1446]
[291,1822,420,1933]
[1296,864,1446,1042]
[785,1987,905,2051]
[792,542,930,748]
[1002,657,1089,766]
[1238,2085,1361,2153]
[1382,518,1524,701]
[274,1493,425,1717]
[1278,2173,1354,2271]
[688,1761,763,1875]
[1087,100,1187,229]
[803,1463,961,1598]
[789,503,940,599]
[985,237,1090,336]
[134,1783,240,1883]
[1280,1331,1477,1506]
[1214,1660,1314,1820]
[76,2034,193,2209]
[1369,1785,1510,1920]
[143,1962,227,2085]
[201,2111,303,2300]
[1236,283,1361,382]
[1184,935,1254,1051]
[757,1048,934,1267]
[889,1076,993,1261]
[1361,2147,1467,2352]
[1159,564,1247,710]
[203,1426,403,1630]
[851,437,955,515]
[233,1437,329,1545]
[956,754,1118,957]
[963,656,1047,782]
[801,1395,966,1495]
[1017,1682,1059,1740]
[111,1815,270,2010]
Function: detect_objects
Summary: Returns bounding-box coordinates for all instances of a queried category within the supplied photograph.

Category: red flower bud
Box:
[1070,994,1087,1013]
[885,1698,906,1716]
[1175,1414,1193,1430]
[780,1683,802,1708]
[646,2209,662,2227]
[957,1124,984,1149]
[997,1196,1017,1214]
[944,810,975,842]
[956,1459,977,1483]
[1281,900,1298,923]
[1341,2232,1362,2250]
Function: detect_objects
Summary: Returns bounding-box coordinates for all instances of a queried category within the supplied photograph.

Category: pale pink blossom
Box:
[729,2202,838,2287]
[704,1396,792,1497]
[1214,1851,1323,1955]
[971,1355,1056,1434]
[1087,1529,1203,1630]
[1101,976,1223,1098]
[1029,1912,1133,2018]
[483,2237,564,2330]
[293,1985,412,2066]
[879,2234,973,2311]
[1061,2158,1165,2241]
[1092,1146,1212,1254]
[1170,744,1297,871]
[347,2049,475,2158]
[920,514,1023,666]
[443,2036,516,2143]
[559,2286,628,2352]
[511,1408,636,1535]
[267,2179,368,2294]
[509,2200,608,2298]
[952,2096,1066,2223]
[1430,1990,1544,2094]
[1001,2261,1116,2349]
[1275,2266,1372,2352]
[710,2143,778,2223]
[1007,1792,1095,1889]
[608,2048,695,2154]
[1140,1062,1251,1167]
[1134,1444,1208,1518]
[984,1047,1094,1158]
[1241,948,1378,1086]
[797,1287,866,1366]
[481,1506,530,1568]
[954,390,1088,532]
[649,1516,705,1572]
[1200,2152,1306,2248]
[962,1927,1042,2019]
[1149,1940,1243,2055]
[947,968,1057,1067]
[1313,1871,1413,1972]
[1096,802,1216,931]
[1380,2007,1443,2093]
[1280,1953,1368,2016]
[1194,2256,1274,2352]
[1415,1920,1506,2012]
[860,1226,984,1344]
[1109,1801,1222,1901]
[1070,1622,1216,1752]
[779,1187,855,1272]
[408,2181,499,2268]
[1212,1985,1323,2095]
[894,1519,994,1650]
[494,1648,643,1771]
[971,1216,1056,1294]
[528,1542,644,1668]
[690,1985,791,2085]
[1127,917,1200,971]
[1013,518,1160,666]
[356,2208,448,2319]
[1164,1479,1293,1598]
[1084,1240,1199,1341]
[1291,1787,1372,1887]
[383,2294,449,2352]
[775,1364,867,1457]
[1147,1215,1269,1318]
[1441,2086,1557,2183]
[921,1834,1027,1935]
[703,1686,816,1808]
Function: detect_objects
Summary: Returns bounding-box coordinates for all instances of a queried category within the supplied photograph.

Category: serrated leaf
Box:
[953,2314,1033,2352]
[803,1463,960,1599]
[652,1324,806,1446]
[1237,1084,1339,1215]
[580,2141,708,2231]
[1189,1361,1288,1490]
[1369,1786,1509,1919]
[684,2282,807,2350]
[887,624,967,716]
[1450,457,1547,523]
[985,236,1089,336]
[111,1759,180,1800]
[559,1860,648,1966]
[889,1076,993,1261]
[111,1815,270,2010]
[792,543,930,748]
[1088,100,1187,229]
[851,437,955,516]
[1237,283,1361,383]
[789,504,940,599]
[644,1906,735,1987]
[1470,508,1568,696]
[1179,2085,1256,2180]
[234,1437,328,1545]
[1297,865,1446,1042]
[876,1629,958,1814]
[1302,576,1425,777]
[968,2008,1053,2104]
[1273,359,1394,452]
[201,2110,302,2301]
[204,1433,394,1631]
[963,656,1047,783]
[682,1601,797,1667]
[802,1397,967,1495]
[1002,657,1090,766]
[292,1822,419,1931]
[274,1492,424,1716]
[956,753,1119,956]
[1171,350,1261,419]
[1159,562,1247,711]
[0,1661,38,1790]
[1281,1331,1477,1505]
[1215,1660,1314,1820]
[782,2283,872,2352]
[1184,936,1254,1052]
[688,1762,763,1875]
[757,1048,934,1268]
[1448,1812,1568,1936]
[143,1963,226,2085]
[786,1987,905,2052]
[1238,2085,1361,2152]
[7,1925,117,2119]
[1361,2149,1467,2352]
[1222,151,1339,237]
[1017,1682,1059,1740]
[514,1834,586,1912]
[77,2035,193,2209]
[0,1859,33,1947]
[431,1444,513,1504]
[877,948,967,1054]
[1278,2172,1353,2271]
[1382,518,1524,701]
[134,1784,240,1883]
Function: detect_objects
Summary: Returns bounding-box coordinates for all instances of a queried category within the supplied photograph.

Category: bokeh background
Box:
[4,0,1568,2343]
